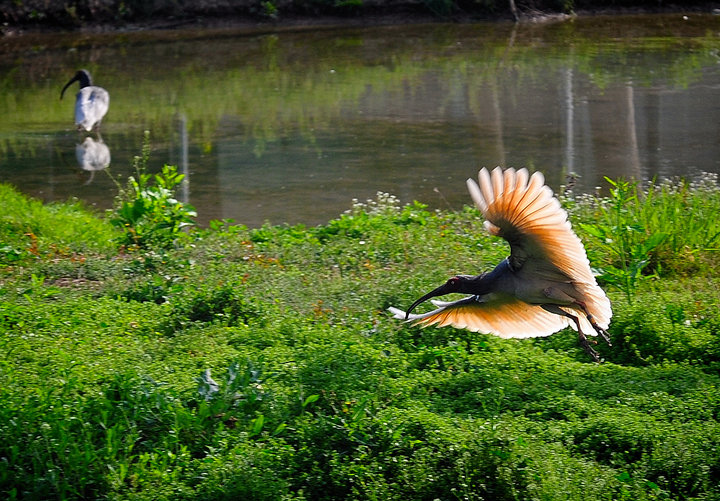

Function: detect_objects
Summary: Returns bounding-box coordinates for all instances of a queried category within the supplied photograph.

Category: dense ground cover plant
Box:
[0,174,719,500]
[0,184,116,263]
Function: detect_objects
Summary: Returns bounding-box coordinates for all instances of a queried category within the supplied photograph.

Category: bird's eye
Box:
[448,278,458,286]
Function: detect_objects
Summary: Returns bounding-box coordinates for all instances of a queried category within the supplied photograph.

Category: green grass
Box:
[0,176,719,500]
[0,184,116,265]
[569,173,720,301]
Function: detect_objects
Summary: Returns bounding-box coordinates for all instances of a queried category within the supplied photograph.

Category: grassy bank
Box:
[1,166,719,500]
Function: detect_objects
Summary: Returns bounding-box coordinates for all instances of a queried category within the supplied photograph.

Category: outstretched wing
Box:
[466,167,611,328]
[467,167,593,283]
[388,294,572,339]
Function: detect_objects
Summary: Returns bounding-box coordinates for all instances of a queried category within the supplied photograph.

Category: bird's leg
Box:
[572,300,612,347]
[542,286,611,347]
[541,304,600,362]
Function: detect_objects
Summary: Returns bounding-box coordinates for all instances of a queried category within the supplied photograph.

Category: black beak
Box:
[405,282,453,319]
[60,75,79,100]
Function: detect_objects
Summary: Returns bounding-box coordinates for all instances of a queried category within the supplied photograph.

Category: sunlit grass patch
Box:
[0,184,116,265]
[1,176,719,500]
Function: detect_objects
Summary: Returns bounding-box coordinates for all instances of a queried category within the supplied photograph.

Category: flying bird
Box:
[60,69,109,132]
[389,167,612,361]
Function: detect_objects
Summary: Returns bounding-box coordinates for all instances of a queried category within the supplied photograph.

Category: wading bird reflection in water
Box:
[76,136,111,185]
[389,167,612,362]
[60,69,109,132]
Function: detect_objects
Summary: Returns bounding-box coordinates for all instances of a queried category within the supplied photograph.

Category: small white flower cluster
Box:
[346,192,401,216]
[652,176,684,195]
[649,171,719,196]
[575,191,604,209]
[565,171,719,216]
[689,171,719,194]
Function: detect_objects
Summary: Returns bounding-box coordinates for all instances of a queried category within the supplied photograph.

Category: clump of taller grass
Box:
[567,172,720,301]
[645,172,720,269]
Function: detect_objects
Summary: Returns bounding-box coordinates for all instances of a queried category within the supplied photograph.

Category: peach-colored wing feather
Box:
[389,295,572,339]
[466,167,611,329]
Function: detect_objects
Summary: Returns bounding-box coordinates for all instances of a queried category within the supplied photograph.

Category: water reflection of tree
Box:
[0,18,718,181]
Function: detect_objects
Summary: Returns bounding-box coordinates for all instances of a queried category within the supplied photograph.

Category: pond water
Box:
[1,14,719,227]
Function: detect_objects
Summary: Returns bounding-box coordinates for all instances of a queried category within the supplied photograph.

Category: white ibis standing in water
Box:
[60,69,109,132]
[389,167,612,361]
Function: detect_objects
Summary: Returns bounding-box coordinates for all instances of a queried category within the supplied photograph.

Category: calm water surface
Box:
[1,14,719,226]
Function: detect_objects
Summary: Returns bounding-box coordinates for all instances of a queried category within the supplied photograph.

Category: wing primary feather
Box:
[504,168,527,218]
[478,168,495,210]
[491,167,505,209]
[510,189,559,229]
[466,178,487,213]
[500,168,517,215]
[504,175,538,223]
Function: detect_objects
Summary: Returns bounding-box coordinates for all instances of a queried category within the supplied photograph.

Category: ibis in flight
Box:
[389,167,612,361]
[60,69,109,132]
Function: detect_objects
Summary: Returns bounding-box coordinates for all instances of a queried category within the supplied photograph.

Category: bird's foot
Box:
[597,327,612,347]
[578,333,601,363]
[588,319,612,347]
[581,309,612,347]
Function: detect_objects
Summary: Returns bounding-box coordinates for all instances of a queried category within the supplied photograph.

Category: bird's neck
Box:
[460,259,512,295]
[457,273,493,295]
[78,74,92,88]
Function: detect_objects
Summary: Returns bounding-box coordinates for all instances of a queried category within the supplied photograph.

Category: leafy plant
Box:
[580,178,666,302]
[577,173,720,301]
[168,282,265,329]
[260,1,278,19]
[194,360,283,438]
[110,133,196,250]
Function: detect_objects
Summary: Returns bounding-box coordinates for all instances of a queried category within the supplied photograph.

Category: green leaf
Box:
[617,471,632,483]
[644,232,667,250]
[580,223,607,239]
[302,394,320,408]
[250,414,265,436]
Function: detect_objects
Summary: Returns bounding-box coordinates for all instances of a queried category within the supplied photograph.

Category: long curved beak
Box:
[405,282,452,319]
[60,75,79,100]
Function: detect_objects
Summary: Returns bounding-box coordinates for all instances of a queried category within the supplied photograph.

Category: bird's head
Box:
[405,274,481,319]
[60,70,92,100]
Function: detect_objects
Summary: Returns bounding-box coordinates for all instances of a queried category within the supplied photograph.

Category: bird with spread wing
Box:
[389,167,612,361]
